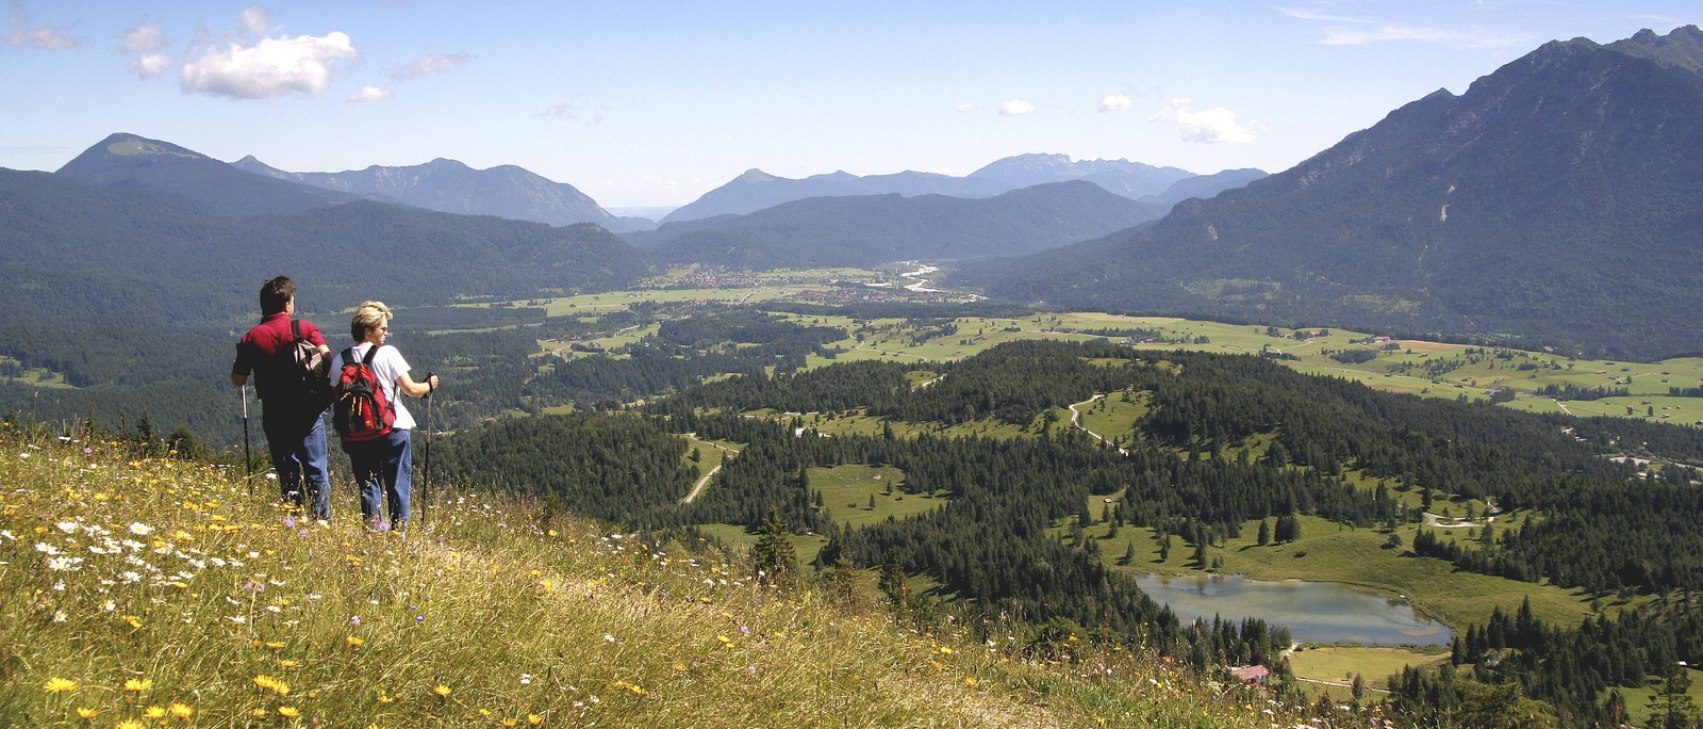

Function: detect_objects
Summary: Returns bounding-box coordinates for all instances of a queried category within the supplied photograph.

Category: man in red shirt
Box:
[230,277,334,520]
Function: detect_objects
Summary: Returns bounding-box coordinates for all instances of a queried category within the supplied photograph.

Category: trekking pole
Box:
[421,379,434,528]
[241,384,253,497]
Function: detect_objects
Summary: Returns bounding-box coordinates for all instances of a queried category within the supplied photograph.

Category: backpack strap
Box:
[292,319,303,342]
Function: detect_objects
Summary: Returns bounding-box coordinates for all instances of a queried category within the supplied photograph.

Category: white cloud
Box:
[1282,6,1525,51]
[122,23,166,52]
[1278,7,1369,24]
[348,84,392,102]
[1150,98,1257,144]
[998,99,1034,116]
[7,10,77,49]
[1098,94,1133,113]
[392,52,468,82]
[1317,23,1526,50]
[955,101,980,113]
[540,101,609,125]
[130,52,172,78]
[179,31,357,99]
[240,7,270,36]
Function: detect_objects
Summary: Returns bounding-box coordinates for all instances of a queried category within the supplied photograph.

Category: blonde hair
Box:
[350,300,394,342]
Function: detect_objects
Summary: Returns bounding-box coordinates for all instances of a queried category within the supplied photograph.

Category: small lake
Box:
[1136,572,1451,646]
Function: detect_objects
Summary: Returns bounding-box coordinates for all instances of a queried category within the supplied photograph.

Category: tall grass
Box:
[0,421,1357,728]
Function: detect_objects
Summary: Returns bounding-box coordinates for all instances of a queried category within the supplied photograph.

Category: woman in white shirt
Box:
[329,300,439,532]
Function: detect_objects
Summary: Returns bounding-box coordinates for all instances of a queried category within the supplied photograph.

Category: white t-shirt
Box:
[328,343,417,431]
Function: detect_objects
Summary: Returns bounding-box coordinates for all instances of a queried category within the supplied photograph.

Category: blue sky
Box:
[3,1,1698,207]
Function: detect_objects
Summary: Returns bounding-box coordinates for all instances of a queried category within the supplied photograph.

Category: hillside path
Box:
[1068,394,1128,455]
[682,433,739,504]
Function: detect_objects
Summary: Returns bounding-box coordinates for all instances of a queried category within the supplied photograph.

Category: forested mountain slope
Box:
[983,26,1703,360]
[3,138,653,334]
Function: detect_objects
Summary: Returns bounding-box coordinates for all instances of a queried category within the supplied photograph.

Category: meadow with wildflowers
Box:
[0,420,1356,728]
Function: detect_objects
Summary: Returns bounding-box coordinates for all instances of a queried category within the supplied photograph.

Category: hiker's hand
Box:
[425,372,439,392]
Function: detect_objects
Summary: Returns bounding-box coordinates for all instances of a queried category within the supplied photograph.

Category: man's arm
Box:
[231,373,248,387]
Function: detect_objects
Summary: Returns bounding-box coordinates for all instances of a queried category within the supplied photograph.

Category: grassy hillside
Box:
[0,422,1337,728]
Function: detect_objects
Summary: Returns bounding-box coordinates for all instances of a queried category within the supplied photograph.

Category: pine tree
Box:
[752,507,798,586]
[1647,661,1698,729]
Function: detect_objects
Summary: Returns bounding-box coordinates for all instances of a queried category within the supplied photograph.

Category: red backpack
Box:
[333,345,395,443]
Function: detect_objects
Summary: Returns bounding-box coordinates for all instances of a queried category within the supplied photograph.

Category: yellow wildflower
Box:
[527,714,545,726]
[124,678,152,692]
[278,706,300,718]
[75,707,99,719]
[252,674,290,696]
[116,720,145,729]
[964,677,979,688]
[432,684,452,698]
[376,692,395,705]
[42,677,77,693]
[169,702,195,719]
[143,706,167,719]
[279,660,299,669]
[346,635,365,648]
[263,640,286,650]
[613,680,647,697]
[502,719,519,727]
[249,708,269,718]
[122,615,142,629]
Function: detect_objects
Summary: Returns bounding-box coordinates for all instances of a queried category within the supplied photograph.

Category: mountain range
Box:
[2,133,652,334]
[979,25,1703,360]
[628,180,1169,269]
[233,155,655,233]
[660,154,1262,224]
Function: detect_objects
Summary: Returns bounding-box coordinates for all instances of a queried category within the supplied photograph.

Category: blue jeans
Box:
[262,406,331,520]
[348,429,411,530]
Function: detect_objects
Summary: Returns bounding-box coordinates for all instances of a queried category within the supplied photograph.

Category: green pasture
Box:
[695,522,828,568]
[461,270,1703,429]
[0,355,72,389]
[1070,390,1150,448]
[799,409,1033,441]
[1288,645,1447,696]
[809,464,948,529]
[802,309,1702,426]
[682,433,734,475]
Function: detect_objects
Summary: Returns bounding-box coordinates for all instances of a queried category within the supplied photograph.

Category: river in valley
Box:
[1136,572,1451,646]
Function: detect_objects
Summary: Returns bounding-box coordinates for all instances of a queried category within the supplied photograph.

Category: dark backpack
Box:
[288,320,333,409]
[333,345,395,444]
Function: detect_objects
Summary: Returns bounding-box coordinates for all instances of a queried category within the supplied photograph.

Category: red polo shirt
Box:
[232,313,327,402]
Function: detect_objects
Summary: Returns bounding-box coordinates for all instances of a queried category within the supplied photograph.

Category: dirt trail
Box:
[682,433,739,503]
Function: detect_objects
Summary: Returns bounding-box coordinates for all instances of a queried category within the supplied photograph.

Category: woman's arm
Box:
[396,371,439,399]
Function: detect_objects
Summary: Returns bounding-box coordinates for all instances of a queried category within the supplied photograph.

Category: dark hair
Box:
[260,276,295,315]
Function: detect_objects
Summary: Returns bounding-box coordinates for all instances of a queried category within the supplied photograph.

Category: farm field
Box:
[483,266,1703,430]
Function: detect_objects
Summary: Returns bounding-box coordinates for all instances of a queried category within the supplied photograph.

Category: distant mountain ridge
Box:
[57,133,360,217]
[233,156,653,233]
[629,180,1167,269]
[3,134,653,334]
[661,154,1263,223]
[981,26,1703,360]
